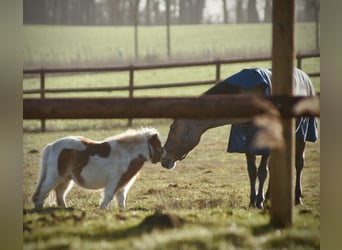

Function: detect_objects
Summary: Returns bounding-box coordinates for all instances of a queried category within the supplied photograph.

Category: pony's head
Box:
[161,119,202,169]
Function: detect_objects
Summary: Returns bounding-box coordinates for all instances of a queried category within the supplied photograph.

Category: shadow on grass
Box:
[23,207,86,233]
[251,222,275,236]
[251,221,320,249]
[24,208,185,242]
[79,211,185,241]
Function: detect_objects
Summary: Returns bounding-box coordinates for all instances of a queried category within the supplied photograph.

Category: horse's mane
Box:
[107,127,160,144]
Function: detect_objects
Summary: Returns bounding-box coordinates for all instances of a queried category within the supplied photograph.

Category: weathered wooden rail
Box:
[23,53,320,96]
[23,95,320,120]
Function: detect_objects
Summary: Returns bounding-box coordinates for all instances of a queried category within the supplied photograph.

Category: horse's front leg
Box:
[295,139,306,205]
[256,154,269,209]
[246,154,257,207]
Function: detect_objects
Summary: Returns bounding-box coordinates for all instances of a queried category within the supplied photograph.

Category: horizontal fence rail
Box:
[23,80,216,94]
[23,96,320,120]
[23,52,320,96]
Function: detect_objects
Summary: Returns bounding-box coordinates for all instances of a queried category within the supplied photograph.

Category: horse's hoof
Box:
[295,197,303,206]
[249,202,256,208]
[256,203,264,209]
[34,204,43,210]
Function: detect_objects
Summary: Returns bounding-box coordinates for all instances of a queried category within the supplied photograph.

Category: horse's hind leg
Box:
[256,154,269,209]
[295,139,306,205]
[54,178,74,207]
[246,154,257,207]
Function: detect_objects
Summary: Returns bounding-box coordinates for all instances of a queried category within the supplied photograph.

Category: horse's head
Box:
[161,119,202,169]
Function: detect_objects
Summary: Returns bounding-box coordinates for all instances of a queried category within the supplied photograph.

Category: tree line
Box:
[24,0,319,26]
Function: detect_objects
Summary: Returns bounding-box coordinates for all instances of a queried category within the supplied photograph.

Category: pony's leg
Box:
[246,154,257,207]
[54,178,74,207]
[115,175,138,208]
[295,139,306,205]
[33,174,62,209]
[115,188,128,209]
[256,155,269,209]
[100,182,118,209]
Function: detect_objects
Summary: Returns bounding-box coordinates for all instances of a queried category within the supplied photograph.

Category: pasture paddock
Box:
[23,121,320,249]
[23,23,320,247]
[24,23,318,67]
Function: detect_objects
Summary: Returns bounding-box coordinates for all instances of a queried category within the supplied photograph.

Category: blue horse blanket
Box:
[225,68,318,155]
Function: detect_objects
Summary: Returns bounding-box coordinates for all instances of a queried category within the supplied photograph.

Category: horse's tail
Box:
[32,144,54,207]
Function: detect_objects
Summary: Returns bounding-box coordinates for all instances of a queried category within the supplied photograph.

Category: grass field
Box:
[24,23,319,67]
[23,23,320,249]
[23,23,320,103]
[23,121,320,249]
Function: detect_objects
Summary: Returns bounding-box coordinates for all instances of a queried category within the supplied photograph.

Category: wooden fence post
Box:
[134,0,139,60]
[270,0,295,228]
[128,65,134,126]
[215,61,221,82]
[166,0,171,59]
[40,70,46,132]
[297,55,302,69]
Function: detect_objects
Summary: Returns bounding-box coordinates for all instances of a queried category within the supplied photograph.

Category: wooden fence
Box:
[23,96,320,120]
[23,52,320,96]
[23,52,320,131]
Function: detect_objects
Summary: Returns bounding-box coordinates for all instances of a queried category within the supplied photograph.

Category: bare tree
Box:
[81,0,96,25]
[296,0,320,50]
[247,0,259,23]
[145,0,151,25]
[152,0,161,24]
[24,0,47,24]
[222,0,229,24]
[107,0,125,25]
[179,0,205,24]
[311,0,320,50]
[236,0,245,23]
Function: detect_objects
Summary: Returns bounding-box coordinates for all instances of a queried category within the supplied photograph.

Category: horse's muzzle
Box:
[161,154,176,169]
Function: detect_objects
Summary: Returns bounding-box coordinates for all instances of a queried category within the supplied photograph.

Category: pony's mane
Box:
[107,127,160,144]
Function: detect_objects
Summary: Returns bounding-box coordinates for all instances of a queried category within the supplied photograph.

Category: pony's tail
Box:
[32,144,55,207]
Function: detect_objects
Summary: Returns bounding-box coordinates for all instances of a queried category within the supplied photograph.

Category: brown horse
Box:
[161,68,318,209]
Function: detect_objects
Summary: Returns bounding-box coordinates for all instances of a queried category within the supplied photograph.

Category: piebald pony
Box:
[32,128,164,209]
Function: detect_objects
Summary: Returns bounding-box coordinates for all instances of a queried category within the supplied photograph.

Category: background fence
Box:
[23,52,320,131]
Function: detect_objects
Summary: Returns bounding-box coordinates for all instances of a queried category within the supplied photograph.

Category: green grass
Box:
[23,122,320,249]
[23,23,320,249]
[23,23,320,103]
[24,23,319,67]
